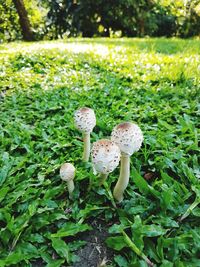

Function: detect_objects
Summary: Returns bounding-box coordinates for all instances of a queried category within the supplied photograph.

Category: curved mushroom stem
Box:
[83,132,90,162]
[113,154,130,202]
[99,173,108,186]
[67,180,75,199]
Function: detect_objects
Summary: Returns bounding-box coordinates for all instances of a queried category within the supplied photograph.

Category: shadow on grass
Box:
[63,37,200,55]
[1,38,200,56]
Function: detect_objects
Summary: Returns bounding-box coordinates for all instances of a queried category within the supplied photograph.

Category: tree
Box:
[1,0,199,41]
[0,0,20,42]
[46,0,157,38]
[158,0,200,37]
[12,0,34,41]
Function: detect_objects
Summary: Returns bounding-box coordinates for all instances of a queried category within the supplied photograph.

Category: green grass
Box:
[0,38,200,267]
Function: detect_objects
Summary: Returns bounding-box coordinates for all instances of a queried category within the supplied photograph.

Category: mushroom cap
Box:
[111,122,143,156]
[74,107,96,133]
[91,139,121,175]
[60,163,75,181]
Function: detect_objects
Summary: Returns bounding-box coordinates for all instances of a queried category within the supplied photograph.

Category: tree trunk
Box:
[12,0,34,41]
[139,18,145,37]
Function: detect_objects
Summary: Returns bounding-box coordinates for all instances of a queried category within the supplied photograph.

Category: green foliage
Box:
[0,0,46,42]
[0,0,20,42]
[1,0,200,41]
[0,38,200,266]
[158,0,200,37]
[46,0,174,37]
[45,0,200,38]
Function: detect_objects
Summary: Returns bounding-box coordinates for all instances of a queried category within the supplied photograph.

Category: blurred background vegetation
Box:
[0,0,200,42]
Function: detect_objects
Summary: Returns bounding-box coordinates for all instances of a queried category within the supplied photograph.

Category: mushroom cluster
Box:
[111,122,143,202]
[111,122,143,156]
[74,107,96,162]
[60,106,143,203]
[60,163,76,199]
[91,139,121,185]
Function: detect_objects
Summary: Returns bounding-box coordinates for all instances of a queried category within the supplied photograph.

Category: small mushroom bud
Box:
[60,163,75,198]
[91,139,121,185]
[111,122,143,202]
[74,107,96,162]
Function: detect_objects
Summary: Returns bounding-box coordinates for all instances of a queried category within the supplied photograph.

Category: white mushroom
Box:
[74,107,96,162]
[91,139,121,185]
[111,122,143,202]
[60,163,76,198]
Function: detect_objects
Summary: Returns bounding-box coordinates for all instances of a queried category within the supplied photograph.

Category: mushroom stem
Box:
[67,180,75,199]
[113,154,130,202]
[83,132,90,162]
[99,173,108,186]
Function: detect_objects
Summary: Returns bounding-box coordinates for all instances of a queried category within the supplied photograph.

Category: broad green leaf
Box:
[192,207,200,217]
[106,236,127,251]
[51,238,70,262]
[0,187,9,202]
[131,167,160,198]
[152,217,179,228]
[160,260,173,267]
[28,200,39,216]
[156,237,164,261]
[26,233,45,243]
[145,239,161,263]
[131,167,150,194]
[158,120,173,130]
[47,259,65,267]
[51,223,92,238]
[108,224,124,234]
[114,255,128,267]
[0,166,11,186]
[4,252,23,266]
[141,225,167,237]
[68,240,86,251]
[15,242,39,260]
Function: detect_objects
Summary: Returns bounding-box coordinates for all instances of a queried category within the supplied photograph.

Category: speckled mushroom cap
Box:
[74,107,96,133]
[111,122,143,156]
[91,139,121,175]
[60,163,75,181]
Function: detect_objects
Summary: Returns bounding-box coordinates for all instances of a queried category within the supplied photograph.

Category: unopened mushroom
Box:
[91,139,121,185]
[74,107,96,162]
[111,122,143,202]
[60,163,75,198]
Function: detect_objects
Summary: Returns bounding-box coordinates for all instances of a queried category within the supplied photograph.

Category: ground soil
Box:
[73,220,114,267]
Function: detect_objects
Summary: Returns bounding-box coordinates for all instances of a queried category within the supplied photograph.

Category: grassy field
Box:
[0,38,200,267]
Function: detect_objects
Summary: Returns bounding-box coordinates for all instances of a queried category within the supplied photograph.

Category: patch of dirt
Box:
[73,220,114,267]
[144,172,157,181]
